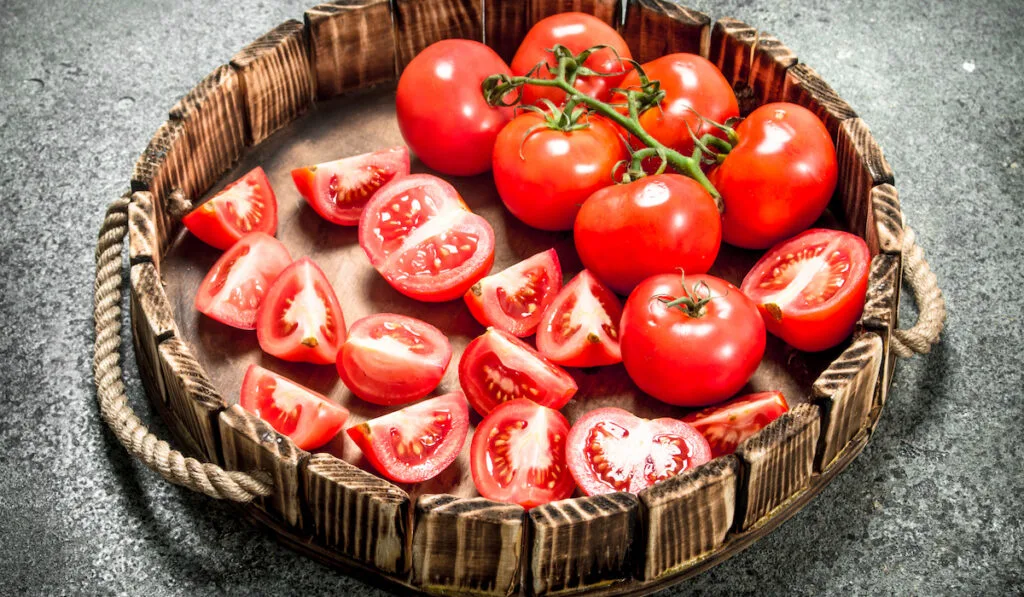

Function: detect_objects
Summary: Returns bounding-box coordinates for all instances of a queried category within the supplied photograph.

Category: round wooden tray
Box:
[124,1,907,595]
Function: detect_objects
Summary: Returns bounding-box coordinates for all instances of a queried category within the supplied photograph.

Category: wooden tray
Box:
[125,1,906,595]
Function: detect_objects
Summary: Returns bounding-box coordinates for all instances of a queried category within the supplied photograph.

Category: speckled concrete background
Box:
[0,0,1021,595]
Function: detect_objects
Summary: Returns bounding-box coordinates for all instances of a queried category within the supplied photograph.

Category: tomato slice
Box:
[740,228,870,352]
[464,249,562,337]
[337,313,452,405]
[536,270,622,367]
[291,146,410,225]
[470,399,575,508]
[182,167,278,250]
[255,257,346,364]
[347,392,470,483]
[682,391,789,458]
[194,232,292,329]
[459,328,577,416]
[567,407,711,496]
[239,364,349,450]
[359,174,496,302]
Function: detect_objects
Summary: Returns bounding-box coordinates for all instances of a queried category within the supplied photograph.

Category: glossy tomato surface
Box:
[290,146,409,225]
[470,399,575,508]
[183,166,278,250]
[194,232,291,329]
[682,391,789,458]
[396,40,513,176]
[711,102,838,249]
[359,174,495,302]
[240,364,349,450]
[536,270,622,367]
[567,407,711,495]
[337,313,452,405]
[620,274,765,406]
[465,248,562,337]
[574,174,722,295]
[459,328,577,416]
[741,228,870,352]
[347,392,469,483]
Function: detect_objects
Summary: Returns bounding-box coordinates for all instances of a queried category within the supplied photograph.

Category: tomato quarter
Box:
[682,391,789,458]
[194,232,291,329]
[464,249,562,337]
[239,364,349,451]
[291,146,409,225]
[182,166,278,250]
[536,270,623,367]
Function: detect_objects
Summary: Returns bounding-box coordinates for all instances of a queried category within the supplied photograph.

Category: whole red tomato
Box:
[493,111,627,231]
[396,40,513,176]
[711,102,838,249]
[574,174,721,295]
[620,273,765,407]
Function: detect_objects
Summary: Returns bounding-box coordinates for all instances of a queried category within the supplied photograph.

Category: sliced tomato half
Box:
[470,399,575,508]
[255,257,346,364]
[347,392,470,484]
[182,166,278,250]
[682,391,789,458]
[567,407,711,496]
[536,270,623,367]
[239,364,349,450]
[459,328,577,416]
[337,313,452,405]
[194,232,292,329]
[359,174,496,302]
[740,228,870,352]
[464,249,562,337]
[291,146,410,225]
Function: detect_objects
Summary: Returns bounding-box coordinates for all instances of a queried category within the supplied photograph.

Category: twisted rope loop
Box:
[891,227,946,358]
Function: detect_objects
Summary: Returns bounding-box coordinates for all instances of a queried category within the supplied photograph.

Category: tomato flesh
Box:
[291,146,409,225]
[682,391,789,458]
[194,232,292,329]
[239,364,349,451]
[464,249,562,337]
[183,166,278,250]
[536,270,622,367]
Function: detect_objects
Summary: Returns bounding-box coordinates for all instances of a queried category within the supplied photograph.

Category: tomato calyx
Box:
[655,271,724,319]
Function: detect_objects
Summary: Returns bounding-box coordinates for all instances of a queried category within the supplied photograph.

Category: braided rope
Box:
[891,227,947,358]
[92,195,272,502]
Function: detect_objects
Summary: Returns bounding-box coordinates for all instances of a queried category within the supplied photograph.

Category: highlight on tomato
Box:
[239,364,349,451]
[682,391,789,458]
[347,392,470,484]
[194,232,292,330]
[536,270,623,368]
[741,228,870,352]
[337,313,452,406]
[566,407,711,495]
[182,166,278,250]
[291,146,409,225]
[255,257,346,365]
[464,248,562,337]
[470,399,575,509]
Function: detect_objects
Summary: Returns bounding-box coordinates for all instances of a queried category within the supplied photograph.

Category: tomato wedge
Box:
[567,407,711,496]
[255,257,346,364]
[347,392,470,484]
[470,399,575,508]
[239,364,349,451]
[194,232,291,329]
[182,166,278,250]
[682,391,789,458]
[740,228,870,352]
[359,174,496,302]
[337,313,452,405]
[536,270,622,367]
[459,328,577,416]
[291,146,410,225]
[464,249,562,337]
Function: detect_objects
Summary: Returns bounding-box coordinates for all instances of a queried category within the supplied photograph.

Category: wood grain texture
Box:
[860,253,901,409]
[749,33,797,107]
[735,403,820,531]
[529,493,639,595]
[304,454,410,574]
[129,262,175,411]
[305,0,397,99]
[231,19,314,145]
[638,456,738,581]
[871,183,904,255]
[158,337,227,464]
[835,117,895,251]
[128,191,159,266]
[782,63,857,140]
[529,0,622,27]
[412,495,525,596]
[394,0,482,71]
[484,0,529,64]
[130,119,191,255]
[709,19,797,114]
[620,0,711,61]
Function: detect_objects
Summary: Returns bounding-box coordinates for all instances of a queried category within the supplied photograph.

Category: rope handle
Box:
[891,227,946,358]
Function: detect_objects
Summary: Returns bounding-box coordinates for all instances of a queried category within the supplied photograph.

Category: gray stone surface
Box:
[0,0,1021,595]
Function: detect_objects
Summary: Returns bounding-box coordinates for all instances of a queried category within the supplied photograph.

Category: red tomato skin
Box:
[396,40,513,176]
[574,174,722,295]
[464,249,563,337]
[239,364,349,451]
[535,270,623,367]
[682,391,789,458]
[711,102,838,249]
[194,232,292,329]
[289,147,410,225]
[620,274,766,407]
[182,167,278,251]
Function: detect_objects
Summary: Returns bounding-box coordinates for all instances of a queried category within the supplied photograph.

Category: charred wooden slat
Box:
[305,0,397,99]
[782,63,857,140]
[130,120,191,254]
[872,183,905,255]
[529,493,638,595]
[529,0,622,27]
[620,0,711,61]
[812,333,882,471]
[412,495,525,596]
[304,454,410,574]
[835,117,895,249]
[639,456,738,581]
[157,337,227,464]
[709,18,796,115]
[750,33,797,107]
[129,262,175,411]
[231,20,314,145]
[128,191,159,266]
[393,0,482,71]
[860,254,901,410]
[484,0,529,64]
